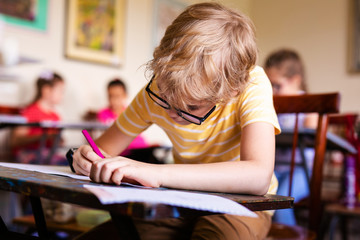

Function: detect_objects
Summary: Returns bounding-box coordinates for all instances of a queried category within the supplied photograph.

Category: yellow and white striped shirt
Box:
[116,66,281,194]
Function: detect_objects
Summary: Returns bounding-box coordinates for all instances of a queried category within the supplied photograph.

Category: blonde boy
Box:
[74,2,280,239]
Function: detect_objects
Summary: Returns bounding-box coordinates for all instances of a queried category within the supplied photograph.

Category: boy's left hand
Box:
[89,157,161,188]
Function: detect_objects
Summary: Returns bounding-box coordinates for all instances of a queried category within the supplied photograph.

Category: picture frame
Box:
[65,0,126,67]
[0,0,48,31]
[351,0,360,71]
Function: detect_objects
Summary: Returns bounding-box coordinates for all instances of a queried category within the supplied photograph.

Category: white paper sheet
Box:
[84,185,257,217]
[0,162,150,188]
[0,162,90,181]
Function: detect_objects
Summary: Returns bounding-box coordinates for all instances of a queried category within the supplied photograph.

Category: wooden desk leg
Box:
[30,196,50,240]
[0,216,8,235]
[110,213,141,240]
[45,131,62,163]
[36,134,47,163]
[1,215,39,240]
[298,139,311,187]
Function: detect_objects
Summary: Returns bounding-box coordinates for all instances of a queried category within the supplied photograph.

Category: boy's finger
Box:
[111,168,124,185]
[73,160,90,176]
[81,145,103,162]
[90,159,108,182]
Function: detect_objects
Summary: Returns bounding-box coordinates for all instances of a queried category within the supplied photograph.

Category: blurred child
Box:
[264,49,317,225]
[97,78,148,156]
[10,70,66,165]
[73,3,280,239]
[97,79,128,125]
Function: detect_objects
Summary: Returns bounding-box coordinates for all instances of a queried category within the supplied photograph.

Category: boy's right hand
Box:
[73,145,104,176]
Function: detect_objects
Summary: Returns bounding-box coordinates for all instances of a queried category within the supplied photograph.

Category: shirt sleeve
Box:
[238,66,281,135]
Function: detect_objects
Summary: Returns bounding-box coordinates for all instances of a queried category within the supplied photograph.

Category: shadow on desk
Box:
[122,146,173,164]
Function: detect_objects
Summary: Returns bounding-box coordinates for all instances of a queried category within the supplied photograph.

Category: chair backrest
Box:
[328,113,358,146]
[0,105,21,115]
[0,105,22,161]
[273,92,340,233]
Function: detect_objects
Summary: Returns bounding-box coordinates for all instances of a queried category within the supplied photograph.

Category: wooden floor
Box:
[322,218,360,240]
[12,215,91,239]
[11,214,360,240]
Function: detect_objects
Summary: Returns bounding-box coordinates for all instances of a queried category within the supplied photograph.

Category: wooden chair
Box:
[0,105,21,115]
[266,92,340,239]
[320,113,359,240]
[0,105,22,161]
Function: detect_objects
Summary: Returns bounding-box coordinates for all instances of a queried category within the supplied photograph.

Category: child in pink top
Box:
[97,79,148,155]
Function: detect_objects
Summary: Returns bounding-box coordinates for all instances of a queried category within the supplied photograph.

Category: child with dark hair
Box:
[10,70,66,165]
[97,78,127,124]
[265,49,307,94]
[264,49,317,225]
[97,78,148,155]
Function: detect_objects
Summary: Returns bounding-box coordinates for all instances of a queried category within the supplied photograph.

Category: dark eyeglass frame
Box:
[145,76,216,125]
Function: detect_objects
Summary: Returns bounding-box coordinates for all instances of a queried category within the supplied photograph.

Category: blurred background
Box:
[0,0,359,147]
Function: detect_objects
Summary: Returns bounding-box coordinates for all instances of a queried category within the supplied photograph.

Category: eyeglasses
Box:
[146,76,216,125]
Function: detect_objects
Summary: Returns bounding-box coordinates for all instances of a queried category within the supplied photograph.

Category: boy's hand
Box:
[73,145,103,176]
[89,157,161,188]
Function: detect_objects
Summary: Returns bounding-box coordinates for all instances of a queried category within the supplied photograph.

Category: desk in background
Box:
[0,114,108,129]
[276,128,357,154]
[275,128,357,188]
[0,114,109,163]
[0,165,294,240]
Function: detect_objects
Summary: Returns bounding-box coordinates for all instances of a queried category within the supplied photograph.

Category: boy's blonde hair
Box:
[147,2,257,111]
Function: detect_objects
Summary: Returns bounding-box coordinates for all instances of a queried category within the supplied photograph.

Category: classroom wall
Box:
[251,0,360,113]
[0,0,250,147]
[1,0,358,147]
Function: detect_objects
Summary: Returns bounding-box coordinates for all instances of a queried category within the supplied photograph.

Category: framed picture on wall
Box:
[65,0,126,67]
[351,0,360,71]
[0,0,48,31]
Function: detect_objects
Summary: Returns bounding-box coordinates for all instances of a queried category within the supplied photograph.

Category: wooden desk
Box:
[276,128,357,154]
[0,114,108,130]
[276,128,357,187]
[36,121,109,162]
[0,165,293,239]
[0,114,33,128]
[0,114,109,163]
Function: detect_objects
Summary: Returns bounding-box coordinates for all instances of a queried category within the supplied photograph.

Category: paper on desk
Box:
[0,162,90,181]
[84,185,257,217]
[0,162,150,188]
[0,162,256,216]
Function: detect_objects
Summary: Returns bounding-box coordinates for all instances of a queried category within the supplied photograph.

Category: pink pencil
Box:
[82,129,105,159]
